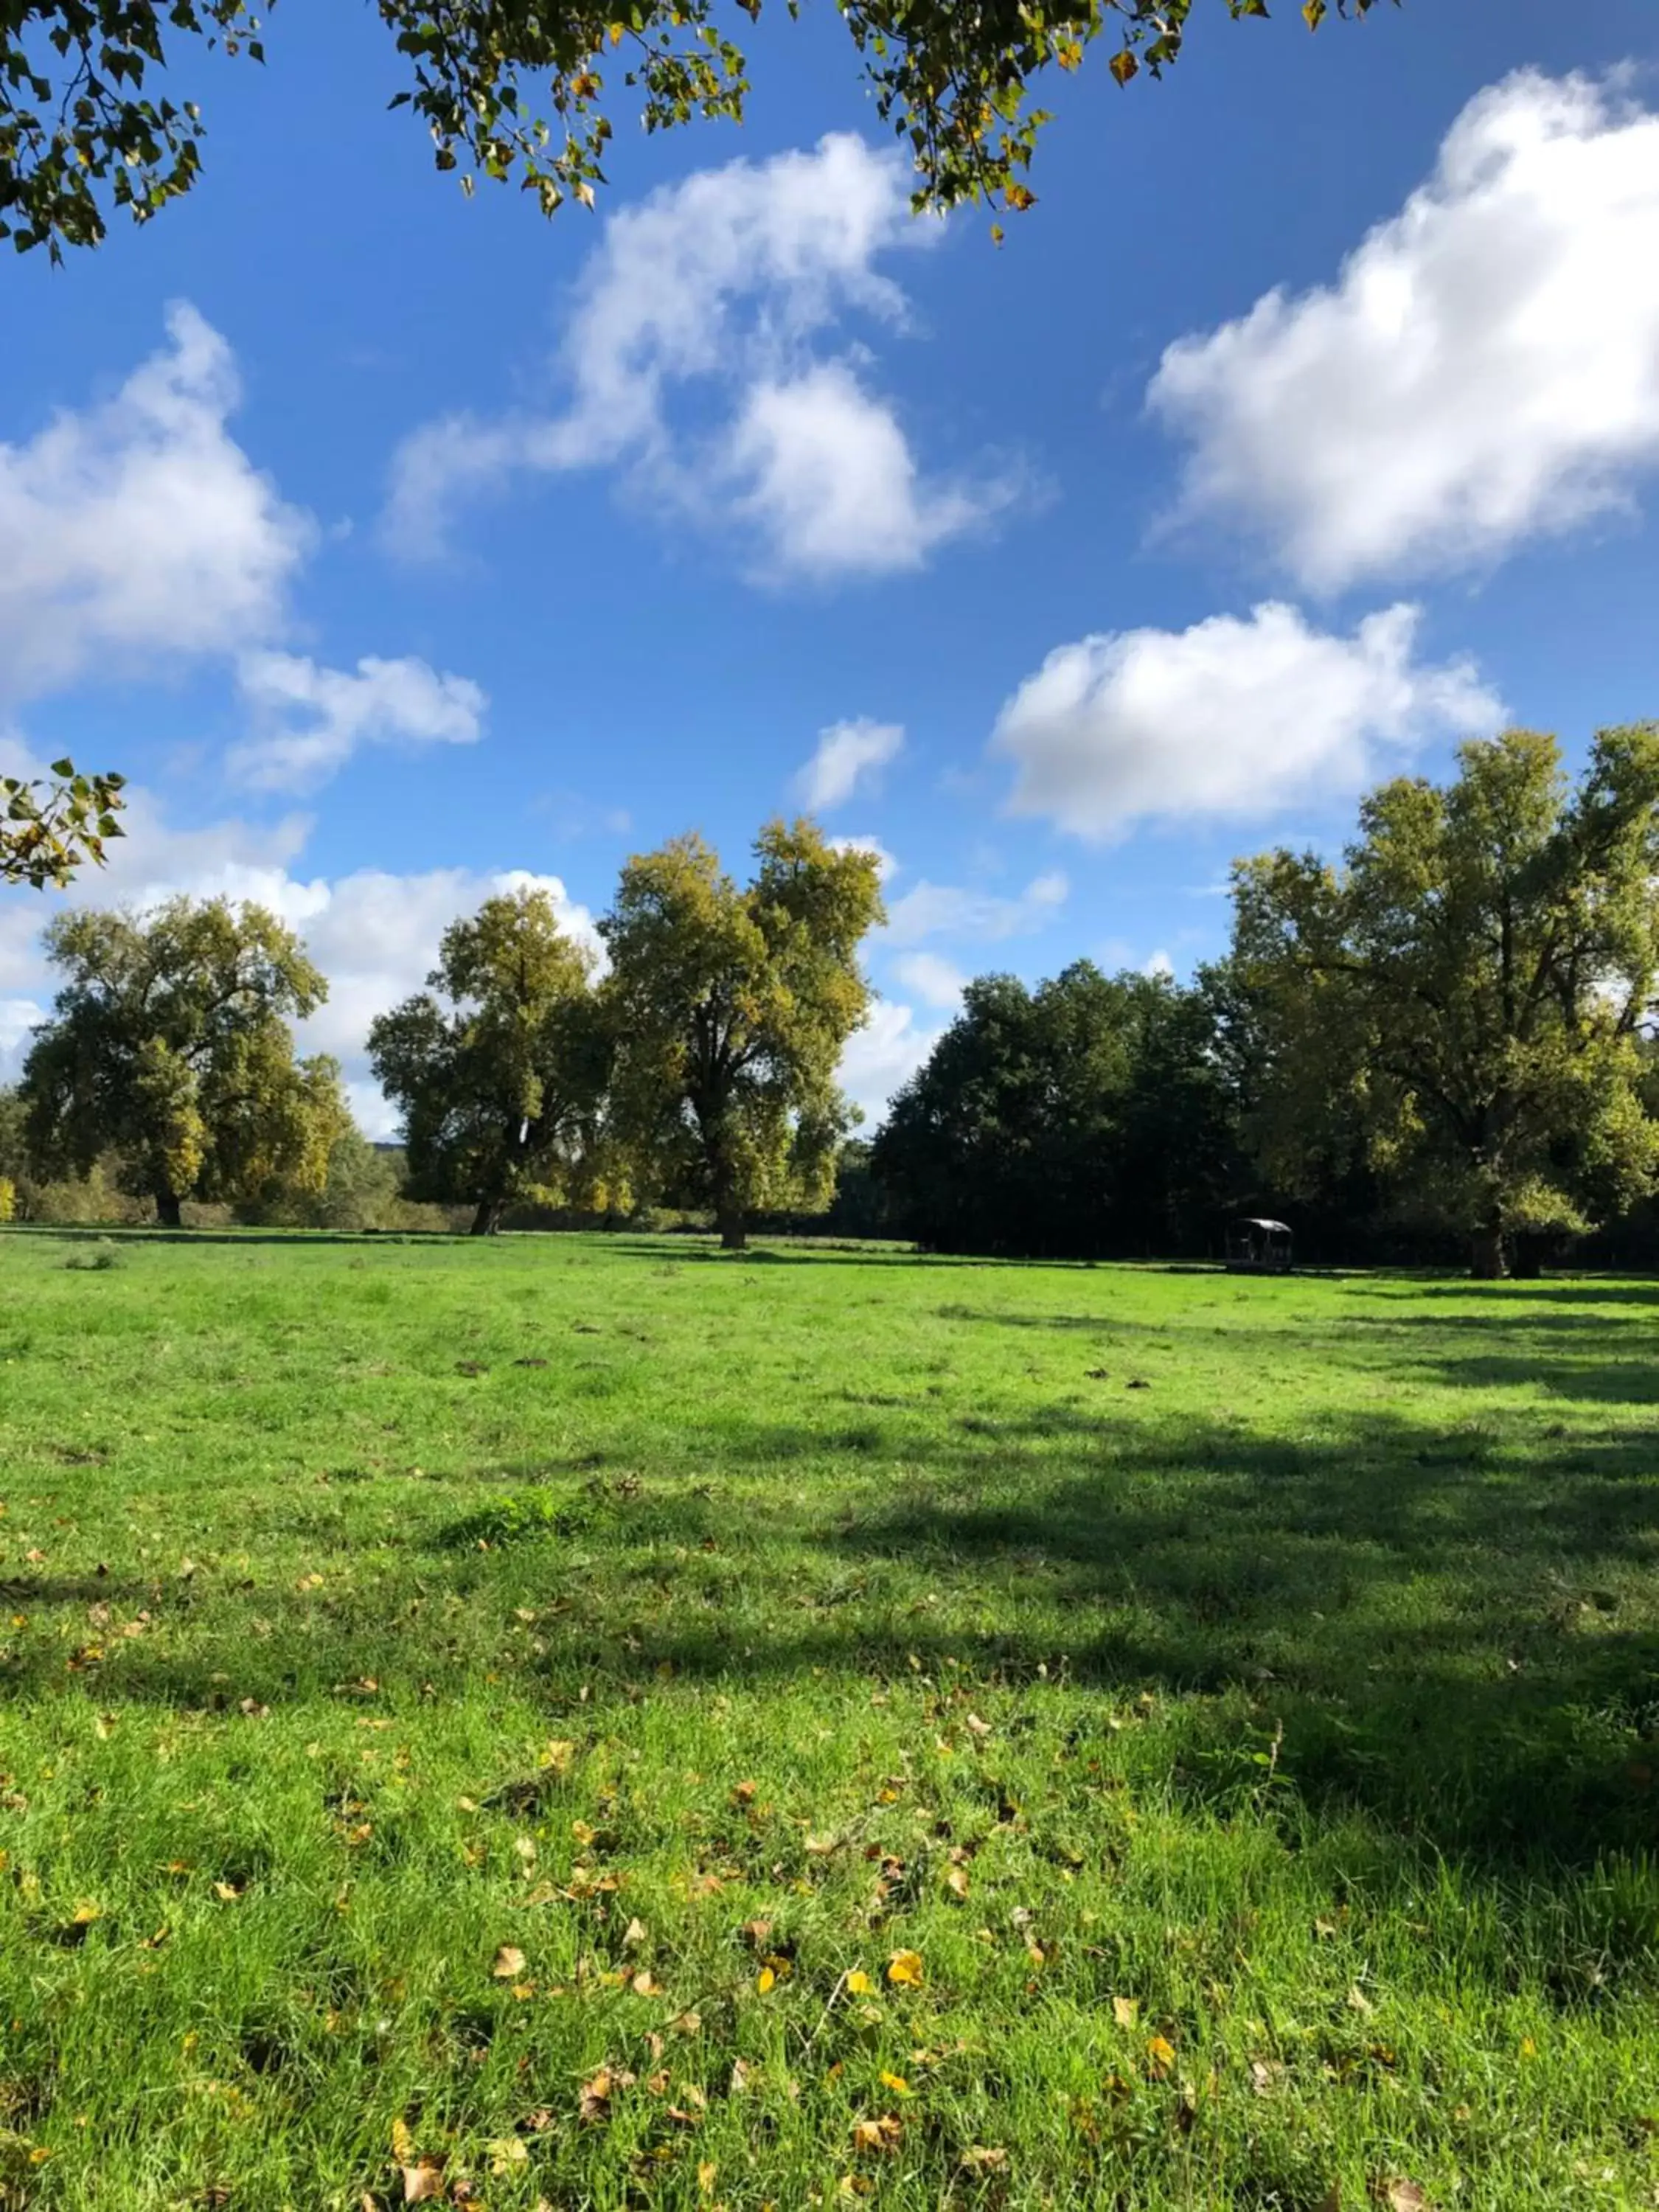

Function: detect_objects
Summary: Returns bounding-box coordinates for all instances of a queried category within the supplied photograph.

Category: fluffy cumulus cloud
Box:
[0,304,310,701]
[386,134,1009,579]
[881,869,1068,948]
[0,311,492,797]
[890,950,967,1010]
[796,717,904,810]
[1150,71,1659,591]
[838,999,945,1124]
[229,651,487,792]
[992,601,1503,840]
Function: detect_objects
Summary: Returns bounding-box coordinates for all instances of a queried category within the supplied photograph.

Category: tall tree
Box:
[1231,727,1659,1278]
[368,886,609,1237]
[2,759,125,888]
[2,1,1397,259]
[21,896,347,1227]
[601,819,885,1251]
[872,962,1237,1257]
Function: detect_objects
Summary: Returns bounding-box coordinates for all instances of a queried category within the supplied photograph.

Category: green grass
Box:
[2,1230,1658,2211]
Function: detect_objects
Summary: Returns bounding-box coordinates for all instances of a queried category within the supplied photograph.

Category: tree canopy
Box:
[1231,727,1659,1277]
[600,818,885,1248]
[3,0,1398,258]
[1,757,125,888]
[872,961,1237,1257]
[21,894,349,1226]
[367,885,610,1236]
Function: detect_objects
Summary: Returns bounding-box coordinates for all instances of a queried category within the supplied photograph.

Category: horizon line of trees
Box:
[7,726,1659,1279]
[2,817,886,1252]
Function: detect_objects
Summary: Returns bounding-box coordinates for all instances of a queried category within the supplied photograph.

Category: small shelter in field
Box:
[1225,1217,1293,1274]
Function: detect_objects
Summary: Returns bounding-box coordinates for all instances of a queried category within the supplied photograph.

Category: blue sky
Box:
[3,0,1658,1131]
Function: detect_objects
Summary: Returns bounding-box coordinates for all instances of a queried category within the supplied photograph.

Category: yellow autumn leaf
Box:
[880,2070,912,2098]
[945,1866,970,1901]
[846,1969,874,1995]
[757,1966,776,1994]
[1146,2033,1177,2076]
[886,1950,924,1988]
[1112,1994,1138,2028]
[493,1944,527,1979]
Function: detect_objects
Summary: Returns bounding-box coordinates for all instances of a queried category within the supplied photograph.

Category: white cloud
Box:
[890,951,967,1010]
[796,717,904,810]
[386,134,1007,580]
[228,651,487,792]
[992,601,1502,840]
[1144,950,1175,980]
[0,303,310,701]
[830,834,899,882]
[881,869,1068,948]
[0,996,46,1082]
[838,1000,945,1124]
[1150,70,1659,590]
[728,365,993,580]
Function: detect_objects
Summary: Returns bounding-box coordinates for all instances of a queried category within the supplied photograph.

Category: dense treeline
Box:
[2,818,884,1252]
[871,964,1237,1260]
[877,726,1659,1278]
[7,730,1659,1277]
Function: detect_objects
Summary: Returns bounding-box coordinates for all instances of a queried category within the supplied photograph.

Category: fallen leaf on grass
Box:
[493,1945,526,1980]
[880,2071,912,2098]
[852,2115,903,2154]
[579,2070,614,2124]
[632,1970,664,1997]
[1369,2185,1430,2212]
[886,1950,924,1988]
[623,1917,647,1948]
[1145,2034,1177,2078]
[1111,1995,1138,2029]
[487,2140,529,2177]
[1346,1984,1375,2017]
[401,2163,445,2205]
[959,2145,1009,2174]
[846,1971,874,1996]
[945,1866,970,1901]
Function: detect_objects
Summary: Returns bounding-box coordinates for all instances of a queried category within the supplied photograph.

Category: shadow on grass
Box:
[6,1396,1659,1873]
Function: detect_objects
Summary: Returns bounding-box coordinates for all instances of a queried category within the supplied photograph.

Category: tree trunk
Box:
[470,1197,504,1237]
[156,1189,183,1230]
[1469,1223,1507,1279]
[717,1204,748,1253]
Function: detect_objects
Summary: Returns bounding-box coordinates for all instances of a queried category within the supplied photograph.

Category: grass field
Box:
[2,1231,1658,2211]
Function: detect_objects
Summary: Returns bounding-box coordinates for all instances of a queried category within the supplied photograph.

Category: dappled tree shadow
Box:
[5,1388,1659,1873]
